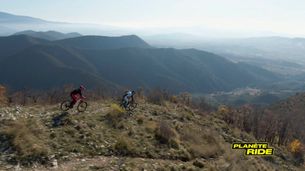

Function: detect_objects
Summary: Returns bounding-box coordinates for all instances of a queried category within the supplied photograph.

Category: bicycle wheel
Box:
[77,101,88,112]
[60,100,71,111]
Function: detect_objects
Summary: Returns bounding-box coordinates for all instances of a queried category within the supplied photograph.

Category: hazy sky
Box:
[1,0,305,36]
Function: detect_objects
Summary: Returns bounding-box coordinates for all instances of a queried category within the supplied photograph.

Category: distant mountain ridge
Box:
[148,35,305,76]
[0,35,47,60]
[0,11,134,36]
[56,35,151,49]
[14,30,82,41]
[0,11,84,36]
[0,34,280,92]
[0,11,47,24]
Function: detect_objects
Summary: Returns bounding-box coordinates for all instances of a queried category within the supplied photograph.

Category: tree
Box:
[288,139,305,165]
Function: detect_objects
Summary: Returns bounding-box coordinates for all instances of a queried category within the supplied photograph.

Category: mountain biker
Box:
[122,90,135,108]
[69,85,86,108]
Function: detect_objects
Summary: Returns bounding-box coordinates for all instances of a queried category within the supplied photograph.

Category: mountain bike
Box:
[60,97,88,112]
[120,99,138,111]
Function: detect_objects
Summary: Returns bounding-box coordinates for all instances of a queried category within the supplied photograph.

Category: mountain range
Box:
[14,30,82,41]
[0,11,52,35]
[0,11,129,36]
[0,31,280,93]
[147,35,305,77]
[0,11,47,24]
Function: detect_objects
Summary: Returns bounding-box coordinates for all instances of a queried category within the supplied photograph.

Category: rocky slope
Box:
[0,100,303,171]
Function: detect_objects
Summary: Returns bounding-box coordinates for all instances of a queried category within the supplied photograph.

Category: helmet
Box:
[80,85,85,90]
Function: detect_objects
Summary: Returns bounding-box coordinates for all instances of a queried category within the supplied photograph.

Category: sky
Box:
[1,0,305,36]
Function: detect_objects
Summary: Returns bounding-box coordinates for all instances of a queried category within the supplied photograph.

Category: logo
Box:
[232,142,274,156]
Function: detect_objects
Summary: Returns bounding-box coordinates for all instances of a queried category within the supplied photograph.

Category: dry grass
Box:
[155,121,179,149]
[114,136,135,156]
[0,118,50,164]
[180,125,223,159]
[145,121,158,133]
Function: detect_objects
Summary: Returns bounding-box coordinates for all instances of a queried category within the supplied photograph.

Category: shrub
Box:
[218,105,230,115]
[177,92,192,106]
[147,89,171,105]
[288,139,304,165]
[170,95,178,104]
[105,103,125,128]
[136,115,144,124]
[110,103,125,114]
[217,105,235,124]
[155,121,179,148]
[289,139,303,154]
[113,136,135,156]
[190,97,214,113]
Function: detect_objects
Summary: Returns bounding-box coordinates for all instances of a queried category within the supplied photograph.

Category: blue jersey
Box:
[125,91,132,97]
